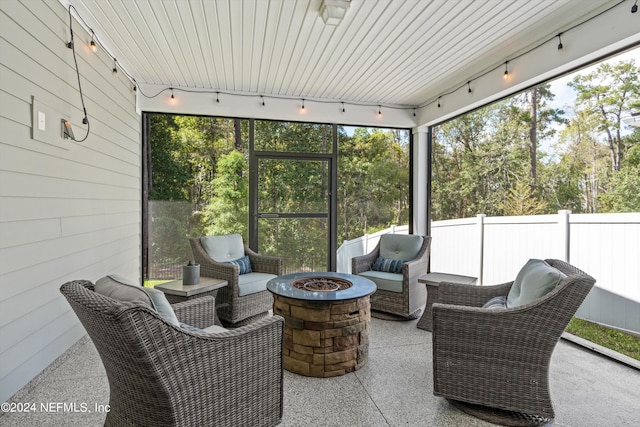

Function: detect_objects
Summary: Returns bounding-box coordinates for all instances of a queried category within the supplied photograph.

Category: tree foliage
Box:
[433,59,639,220]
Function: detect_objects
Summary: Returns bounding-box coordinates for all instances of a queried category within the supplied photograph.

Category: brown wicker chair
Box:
[60,279,284,427]
[432,259,595,424]
[352,234,431,318]
[190,235,283,326]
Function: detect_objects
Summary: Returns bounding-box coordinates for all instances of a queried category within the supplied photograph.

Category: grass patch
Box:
[566,317,640,361]
[143,280,172,288]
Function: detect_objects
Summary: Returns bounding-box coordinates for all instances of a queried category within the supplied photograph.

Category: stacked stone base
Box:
[273,294,371,377]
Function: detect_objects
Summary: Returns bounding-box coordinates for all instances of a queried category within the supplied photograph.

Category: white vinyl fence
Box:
[337,211,640,334]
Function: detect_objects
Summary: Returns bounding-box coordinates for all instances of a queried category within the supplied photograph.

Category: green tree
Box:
[569,59,640,171]
[202,151,249,236]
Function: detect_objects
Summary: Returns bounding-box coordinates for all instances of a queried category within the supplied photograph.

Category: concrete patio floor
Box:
[2,314,639,426]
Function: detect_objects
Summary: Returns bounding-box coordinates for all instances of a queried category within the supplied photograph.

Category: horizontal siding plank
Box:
[0,223,140,276]
[0,197,138,223]
[0,218,61,249]
[0,171,139,199]
[0,243,140,311]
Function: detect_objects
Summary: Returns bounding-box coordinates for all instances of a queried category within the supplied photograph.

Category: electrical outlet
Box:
[38,111,46,131]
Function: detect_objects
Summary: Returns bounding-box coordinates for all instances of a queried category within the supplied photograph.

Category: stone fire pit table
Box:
[267,272,376,378]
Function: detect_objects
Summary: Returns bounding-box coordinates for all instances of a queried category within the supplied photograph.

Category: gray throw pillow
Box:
[506,259,566,308]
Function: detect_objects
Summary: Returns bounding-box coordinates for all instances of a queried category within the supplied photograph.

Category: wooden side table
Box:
[155,277,227,304]
[416,273,477,331]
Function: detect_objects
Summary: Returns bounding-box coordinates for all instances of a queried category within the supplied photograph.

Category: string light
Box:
[90,34,97,52]
[170,88,175,102]
[112,58,118,75]
[557,33,563,50]
[260,95,265,106]
[301,99,305,110]
[216,92,220,103]
[437,97,441,108]
[467,81,472,93]
[413,108,416,117]
[378,105,382,116]
[342,102,345,113]
[503,61,509,79]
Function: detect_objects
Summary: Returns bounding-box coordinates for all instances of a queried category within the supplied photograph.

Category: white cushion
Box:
[201,234,245,262]
[379,234,423,261]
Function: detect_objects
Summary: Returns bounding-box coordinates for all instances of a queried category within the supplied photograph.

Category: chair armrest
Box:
[155,316,285,426]
[172,296,217,328]
[438,281,513,307]
[432,301,564,377]
[245,246,283,275]
[352,250,379,274]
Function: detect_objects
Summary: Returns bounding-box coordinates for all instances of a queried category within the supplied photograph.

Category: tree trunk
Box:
[529,87,538,192]
[234,119,242,152]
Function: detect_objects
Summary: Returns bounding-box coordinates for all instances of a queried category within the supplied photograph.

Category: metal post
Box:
[477,214,485,285]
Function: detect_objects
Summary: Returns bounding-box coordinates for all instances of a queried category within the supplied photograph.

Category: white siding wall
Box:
[0,0,140,403]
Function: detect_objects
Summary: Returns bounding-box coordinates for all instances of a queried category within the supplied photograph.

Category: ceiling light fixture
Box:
[632,1,638,13]
[378,105,382,116]
[413,108,416,117]
[320,0,350,25]
[503,61,509,79]
[467,81,472,93]
[437,97,441,108]
[342,102,345,113]
[112,58,118,75]
[170,88,175,102]
[557,33,563,50]
[301,99,305,110]
[261,95,265,106]
[216,92,220,103]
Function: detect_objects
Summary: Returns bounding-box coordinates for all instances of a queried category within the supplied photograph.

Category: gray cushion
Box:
[482,295,508,310]
[95,275,151,307]
[142,287,180,326]
[179,322,227,334]
[94,275,179,326]
[506,259,566,308]
[358,270,403,293]
[238,272,277,296]
[379,234,423,261]
[200,234,245,262]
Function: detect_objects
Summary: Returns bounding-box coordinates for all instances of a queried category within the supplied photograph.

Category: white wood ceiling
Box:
[63,0,620,109]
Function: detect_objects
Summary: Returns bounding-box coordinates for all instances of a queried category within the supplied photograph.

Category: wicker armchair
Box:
[190,235,283,326]
[352,234,431,318]
[432,259,595,424]
[60,280,284,427]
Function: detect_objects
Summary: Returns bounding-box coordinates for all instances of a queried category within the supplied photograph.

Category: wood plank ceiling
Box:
[63,0,619,109]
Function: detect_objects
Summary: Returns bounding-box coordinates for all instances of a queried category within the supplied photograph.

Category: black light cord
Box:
[66,5,90,142]
[419,0,629,109]
[136,85,417,112]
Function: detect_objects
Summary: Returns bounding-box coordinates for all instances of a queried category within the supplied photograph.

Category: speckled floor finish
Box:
[2,314,639,426]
